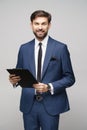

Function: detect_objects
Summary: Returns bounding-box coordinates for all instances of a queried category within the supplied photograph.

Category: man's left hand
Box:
[33,83,48,93]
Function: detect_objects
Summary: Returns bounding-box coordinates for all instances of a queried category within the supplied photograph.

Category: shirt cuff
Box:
[49,83,54,95]
[13,83,19,88]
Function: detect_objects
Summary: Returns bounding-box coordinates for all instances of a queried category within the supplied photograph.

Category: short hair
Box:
[30,10,52,23]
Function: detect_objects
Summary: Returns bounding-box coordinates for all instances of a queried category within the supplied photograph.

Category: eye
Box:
[34,23,39,25]
[42,22,47,25]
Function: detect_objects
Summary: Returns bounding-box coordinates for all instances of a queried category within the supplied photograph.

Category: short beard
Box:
[33,31,48,41]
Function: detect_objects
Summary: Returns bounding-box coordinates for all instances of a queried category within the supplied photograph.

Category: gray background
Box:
[0,0,87,130]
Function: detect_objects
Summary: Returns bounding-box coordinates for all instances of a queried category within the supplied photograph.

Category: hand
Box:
[9,74,21,86]
[33,83,48,93]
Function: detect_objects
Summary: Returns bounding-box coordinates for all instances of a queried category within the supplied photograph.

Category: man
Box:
[9,10,75,130]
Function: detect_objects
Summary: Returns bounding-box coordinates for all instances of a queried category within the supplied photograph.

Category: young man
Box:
[9,10,75,130]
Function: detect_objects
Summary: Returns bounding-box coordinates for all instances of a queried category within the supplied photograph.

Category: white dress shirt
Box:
[34,35,54,94]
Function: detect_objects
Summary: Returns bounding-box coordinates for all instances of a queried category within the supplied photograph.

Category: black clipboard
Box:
[7,68,38,87]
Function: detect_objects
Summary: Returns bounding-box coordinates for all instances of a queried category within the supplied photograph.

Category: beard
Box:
[33,29,48,41]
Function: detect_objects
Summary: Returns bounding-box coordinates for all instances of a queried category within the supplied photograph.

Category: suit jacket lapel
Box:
[29,37,55,81]
[28,40,36,78]
[42,37,54,79]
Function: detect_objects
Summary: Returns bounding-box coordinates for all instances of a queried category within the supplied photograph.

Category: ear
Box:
[48,22,51,29]
[30,22,33,27]
[30,22,33,30]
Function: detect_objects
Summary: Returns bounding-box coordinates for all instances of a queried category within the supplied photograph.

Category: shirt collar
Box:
[35,35,49,47]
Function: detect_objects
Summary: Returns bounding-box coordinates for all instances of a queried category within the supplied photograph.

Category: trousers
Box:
[23,99,60,130]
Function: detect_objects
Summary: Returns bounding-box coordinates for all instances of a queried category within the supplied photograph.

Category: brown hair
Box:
[30,10,52,23]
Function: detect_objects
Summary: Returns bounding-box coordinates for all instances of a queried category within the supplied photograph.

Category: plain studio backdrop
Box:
[0,0,87,130]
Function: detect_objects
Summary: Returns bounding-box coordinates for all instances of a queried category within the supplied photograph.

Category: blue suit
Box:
[16,36,75,129]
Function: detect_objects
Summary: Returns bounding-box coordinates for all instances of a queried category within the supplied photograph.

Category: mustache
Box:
[37,29,44,32]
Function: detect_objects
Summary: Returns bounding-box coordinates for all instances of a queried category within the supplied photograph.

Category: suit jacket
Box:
[16,36,75,116]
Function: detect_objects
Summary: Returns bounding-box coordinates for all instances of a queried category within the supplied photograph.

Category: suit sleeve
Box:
[52,45,75,94]
[16,46,23,68]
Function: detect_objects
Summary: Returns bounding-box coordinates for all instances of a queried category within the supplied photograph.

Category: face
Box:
[31,17,51,41]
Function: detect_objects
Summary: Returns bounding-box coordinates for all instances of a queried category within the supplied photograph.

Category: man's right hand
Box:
[9,74,21,86]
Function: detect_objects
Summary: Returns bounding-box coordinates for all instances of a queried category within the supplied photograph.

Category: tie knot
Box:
[39,43,42,46]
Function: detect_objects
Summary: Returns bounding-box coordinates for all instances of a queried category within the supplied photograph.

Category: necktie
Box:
[37,43,42,82]
[36,43,43,101]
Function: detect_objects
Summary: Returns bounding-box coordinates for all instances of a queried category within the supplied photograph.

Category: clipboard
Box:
[7,68,38,87]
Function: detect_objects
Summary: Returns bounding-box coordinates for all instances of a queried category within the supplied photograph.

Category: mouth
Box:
[37,31,44,35]
[37,30,44,33]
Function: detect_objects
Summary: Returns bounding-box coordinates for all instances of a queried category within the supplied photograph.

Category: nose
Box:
[38,25,43,30]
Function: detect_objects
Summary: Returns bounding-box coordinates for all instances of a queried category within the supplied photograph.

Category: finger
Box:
[9,74,16,78]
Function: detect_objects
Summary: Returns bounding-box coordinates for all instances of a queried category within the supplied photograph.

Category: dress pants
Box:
[23,99,60,130]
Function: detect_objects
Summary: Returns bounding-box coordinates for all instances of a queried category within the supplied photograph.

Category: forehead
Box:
[32,17,48,23]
